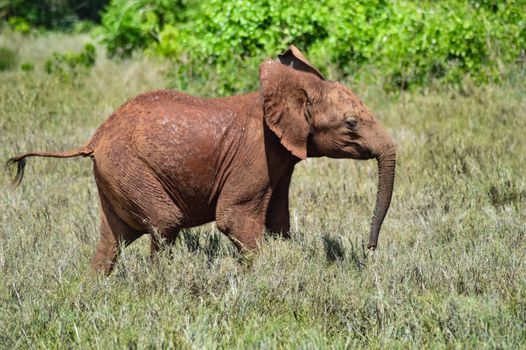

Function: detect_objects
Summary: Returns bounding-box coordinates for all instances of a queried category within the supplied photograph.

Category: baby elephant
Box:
[7,46,395,274]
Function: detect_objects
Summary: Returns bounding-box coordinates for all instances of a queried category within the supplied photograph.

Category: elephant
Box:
[7,46,396,275]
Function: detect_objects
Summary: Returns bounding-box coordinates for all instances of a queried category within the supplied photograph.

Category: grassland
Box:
[1,32,525,348]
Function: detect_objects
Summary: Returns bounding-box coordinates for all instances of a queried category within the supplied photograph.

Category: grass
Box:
[1,32,525,348]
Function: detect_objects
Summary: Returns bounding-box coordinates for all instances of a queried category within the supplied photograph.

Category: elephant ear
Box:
[277,45,324,80]
[259,60,312,160]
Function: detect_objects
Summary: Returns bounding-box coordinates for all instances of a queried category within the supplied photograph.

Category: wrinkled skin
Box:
[7,46,395,274]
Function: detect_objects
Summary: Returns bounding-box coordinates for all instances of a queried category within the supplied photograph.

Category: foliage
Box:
[0,0,109,30]
[20,62,34,71]
[99,0,526,91]
[72,20,99,34]
[335,0,526,88]
[6,16,32,34]
[1,32,525,348]
[0,46,19,71]
[100,0,192,57]
[44,43,97,80]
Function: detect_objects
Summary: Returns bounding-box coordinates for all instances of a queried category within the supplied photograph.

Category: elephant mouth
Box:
[345,141,374,159]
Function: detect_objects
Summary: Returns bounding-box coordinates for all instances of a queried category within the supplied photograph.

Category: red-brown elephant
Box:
[7,46,396,275]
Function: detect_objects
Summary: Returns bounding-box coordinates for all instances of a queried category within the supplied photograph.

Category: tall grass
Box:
[1,33,525,348]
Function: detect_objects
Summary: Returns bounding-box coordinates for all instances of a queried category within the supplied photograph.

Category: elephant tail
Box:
[5,144,93,188]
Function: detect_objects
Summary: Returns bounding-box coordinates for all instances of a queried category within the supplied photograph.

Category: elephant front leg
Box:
[218,215,266,252]
[265,171,292,238]
[216,189,272,252]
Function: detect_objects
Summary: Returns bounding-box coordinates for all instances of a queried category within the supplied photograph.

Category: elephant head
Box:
[259,46,396,250]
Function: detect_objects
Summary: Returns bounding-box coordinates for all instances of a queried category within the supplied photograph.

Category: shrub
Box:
[7,17,32,34]
[99,0,526,91]
[44,43,97,80]
[20,62,35,72]
[0,46,19,71]
[0,0,109,30]
[100,0,191,57]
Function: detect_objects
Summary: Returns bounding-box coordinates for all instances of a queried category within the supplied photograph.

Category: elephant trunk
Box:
[368,144,396,250]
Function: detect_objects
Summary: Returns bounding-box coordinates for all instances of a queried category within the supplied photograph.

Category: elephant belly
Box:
[91,92,237,230]
[93,144,217,232]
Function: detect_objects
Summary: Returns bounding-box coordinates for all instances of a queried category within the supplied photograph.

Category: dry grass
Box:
[0,32,525,348]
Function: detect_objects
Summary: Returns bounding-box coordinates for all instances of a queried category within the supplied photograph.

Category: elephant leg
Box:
[91,192,143,275]
[265,171,293,238]
[216,188,272,252]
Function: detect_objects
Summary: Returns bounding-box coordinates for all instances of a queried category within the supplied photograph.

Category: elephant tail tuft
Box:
[5,146,93,188]
[5,157,27,188]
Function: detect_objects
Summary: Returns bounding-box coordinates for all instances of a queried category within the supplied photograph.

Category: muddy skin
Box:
[7,46,395,274]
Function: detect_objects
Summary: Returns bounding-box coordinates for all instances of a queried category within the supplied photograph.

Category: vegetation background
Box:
[1,0,525,348]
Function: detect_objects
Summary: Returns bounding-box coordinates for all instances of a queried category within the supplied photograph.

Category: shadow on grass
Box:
[180,229,238,266]
[322,234,368,269]
[322,234,345,263]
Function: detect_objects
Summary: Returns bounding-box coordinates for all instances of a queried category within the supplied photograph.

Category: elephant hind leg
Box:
[91,192,143,275]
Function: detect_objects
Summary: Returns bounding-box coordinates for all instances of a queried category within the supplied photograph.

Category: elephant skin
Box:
[7,46,396,274]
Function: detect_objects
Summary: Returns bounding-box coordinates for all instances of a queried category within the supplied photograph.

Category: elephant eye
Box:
[345,116,358,129]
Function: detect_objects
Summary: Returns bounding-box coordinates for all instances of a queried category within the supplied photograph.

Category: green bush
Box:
[7,17,32,34]
[44,43,97,80]
[1,0,109,30]
[0,46,19,71]
[20,62,35,72]
[160,0,331,94]
[99,0,526,91]
[100,0,192,57]
[323,0,526,88]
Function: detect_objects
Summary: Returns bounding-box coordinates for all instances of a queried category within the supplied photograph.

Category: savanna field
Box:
[1,31,525,348]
